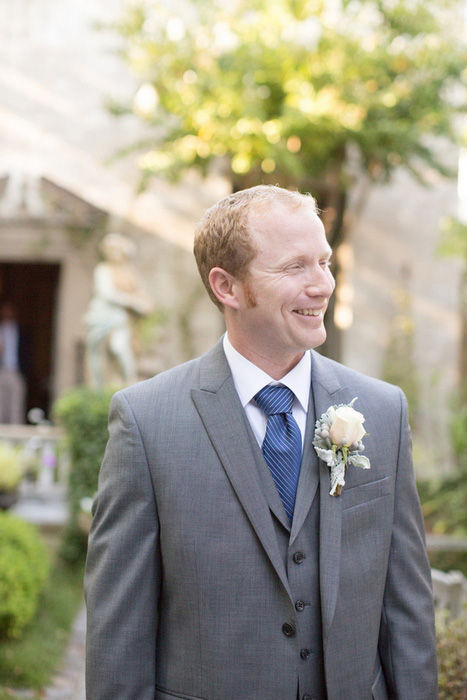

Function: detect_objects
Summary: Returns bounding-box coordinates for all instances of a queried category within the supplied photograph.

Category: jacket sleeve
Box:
[84,390,160,700]
[378,389,438,699]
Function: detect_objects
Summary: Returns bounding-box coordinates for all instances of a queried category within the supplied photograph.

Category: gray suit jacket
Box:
[85,340,437,700]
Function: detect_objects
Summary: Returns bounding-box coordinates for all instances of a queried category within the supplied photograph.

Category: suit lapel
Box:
[311,351,354,644]
[289,384,319,545]
[191,341,293,603]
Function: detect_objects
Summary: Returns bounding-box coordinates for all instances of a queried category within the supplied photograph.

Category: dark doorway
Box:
[0,262,61,420]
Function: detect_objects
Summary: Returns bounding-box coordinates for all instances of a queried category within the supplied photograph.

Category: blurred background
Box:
[0,1,466,698]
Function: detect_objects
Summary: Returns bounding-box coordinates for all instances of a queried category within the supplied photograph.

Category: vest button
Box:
[300,648,311,659]
[293,552,305,564]
[282,622,296,637]
[295,600,305,612]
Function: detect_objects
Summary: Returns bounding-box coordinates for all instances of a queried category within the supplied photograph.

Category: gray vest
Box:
[249,387,327,700]
[273,493,326,700]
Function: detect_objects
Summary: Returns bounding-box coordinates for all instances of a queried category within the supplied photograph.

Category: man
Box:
[0,301,27,424]
[85,185,437,700]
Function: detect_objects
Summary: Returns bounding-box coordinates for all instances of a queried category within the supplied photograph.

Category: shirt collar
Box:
[223,333,311,412]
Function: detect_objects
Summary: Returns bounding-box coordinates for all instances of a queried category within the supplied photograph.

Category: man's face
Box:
[228,202,335,375]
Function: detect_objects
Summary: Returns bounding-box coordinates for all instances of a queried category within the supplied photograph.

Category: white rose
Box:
[329,406,365,447]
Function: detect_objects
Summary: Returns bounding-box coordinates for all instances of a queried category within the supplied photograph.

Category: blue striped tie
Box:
[254,385,302,522]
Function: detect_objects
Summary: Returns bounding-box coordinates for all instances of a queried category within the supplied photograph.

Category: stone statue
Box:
[85,233,154,388]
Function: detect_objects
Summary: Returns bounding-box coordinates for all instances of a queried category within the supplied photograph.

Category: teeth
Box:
[295,309,321,316]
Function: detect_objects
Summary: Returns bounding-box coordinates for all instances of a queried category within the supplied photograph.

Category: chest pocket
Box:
[341,476,392,511]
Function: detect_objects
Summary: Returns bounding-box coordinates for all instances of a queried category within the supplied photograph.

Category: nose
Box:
[305,264,335,298]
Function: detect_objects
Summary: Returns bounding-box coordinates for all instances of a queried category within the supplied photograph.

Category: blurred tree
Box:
[439,215,467,391]
[438,214,467,472]
[382,266,420,428]
[108,0,467,358]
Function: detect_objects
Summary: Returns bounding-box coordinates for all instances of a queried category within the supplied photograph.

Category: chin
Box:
[308,329,326,350]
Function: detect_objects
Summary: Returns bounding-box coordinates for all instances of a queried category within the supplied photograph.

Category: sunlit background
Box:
[0,1,466,698]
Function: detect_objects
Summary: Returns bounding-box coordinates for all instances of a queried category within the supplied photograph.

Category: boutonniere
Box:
[313,397,370,496]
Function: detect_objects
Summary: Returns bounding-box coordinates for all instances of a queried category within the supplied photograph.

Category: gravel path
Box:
[43,605,86,700]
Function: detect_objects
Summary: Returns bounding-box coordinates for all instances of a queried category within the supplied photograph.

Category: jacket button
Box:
[282,622,296,637]
[293,552,305,564]
[300,648,311,659]
[302,695,312,700]
[295,600,305,612]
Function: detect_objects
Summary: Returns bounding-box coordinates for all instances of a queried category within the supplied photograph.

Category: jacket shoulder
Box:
[113,356,202,412]
[312,351,404,406]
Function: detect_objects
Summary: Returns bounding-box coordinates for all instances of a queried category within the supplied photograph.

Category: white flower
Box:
[313,398,370,496]
[329,405,366,447]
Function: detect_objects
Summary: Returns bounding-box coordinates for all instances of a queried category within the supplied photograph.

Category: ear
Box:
[208,267,241,310]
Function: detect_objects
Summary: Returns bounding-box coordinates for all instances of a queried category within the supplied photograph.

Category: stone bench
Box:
[431,569,466,619]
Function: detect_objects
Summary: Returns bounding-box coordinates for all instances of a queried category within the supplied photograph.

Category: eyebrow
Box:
[275,248,333,268]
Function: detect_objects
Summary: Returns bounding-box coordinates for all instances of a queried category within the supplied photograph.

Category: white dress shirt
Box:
[223,334,311,449]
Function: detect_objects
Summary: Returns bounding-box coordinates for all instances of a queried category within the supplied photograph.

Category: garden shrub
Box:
[0,442,23,491]
[418,472,467,536]
[53,386,115,565]
[418,472,467,575]
[0,513,49,638]
[437,611,467,700]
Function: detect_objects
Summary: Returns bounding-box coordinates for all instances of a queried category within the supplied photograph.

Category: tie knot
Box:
[254,385,295,416]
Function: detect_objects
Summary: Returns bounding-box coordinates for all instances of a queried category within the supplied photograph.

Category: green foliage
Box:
[439,217,467,261]
[429,551,467,577]
[418,375,467,573]
[417,472,467,576]
[382,287,420,428]
[449,391,467,473]
[419,473,467,536]
[438,217,467,391]
[437,611,467,700]
[418,472,467,574]
[108,0,467,189]
[0,514,49,638]
[0,534,84,694]
[0,442,23,492]
[53,386,114,565]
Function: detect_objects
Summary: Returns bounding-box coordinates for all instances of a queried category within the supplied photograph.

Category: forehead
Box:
[248,202,329,257]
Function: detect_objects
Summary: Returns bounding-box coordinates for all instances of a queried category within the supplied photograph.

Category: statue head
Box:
[99,233,136,263]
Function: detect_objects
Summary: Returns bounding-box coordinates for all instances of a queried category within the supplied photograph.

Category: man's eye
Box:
[320,260,331,269]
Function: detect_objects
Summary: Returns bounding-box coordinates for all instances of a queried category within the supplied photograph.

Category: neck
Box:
[227,334,304,380]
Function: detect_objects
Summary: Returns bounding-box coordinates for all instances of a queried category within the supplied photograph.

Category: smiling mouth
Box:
[294,308,323,317]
